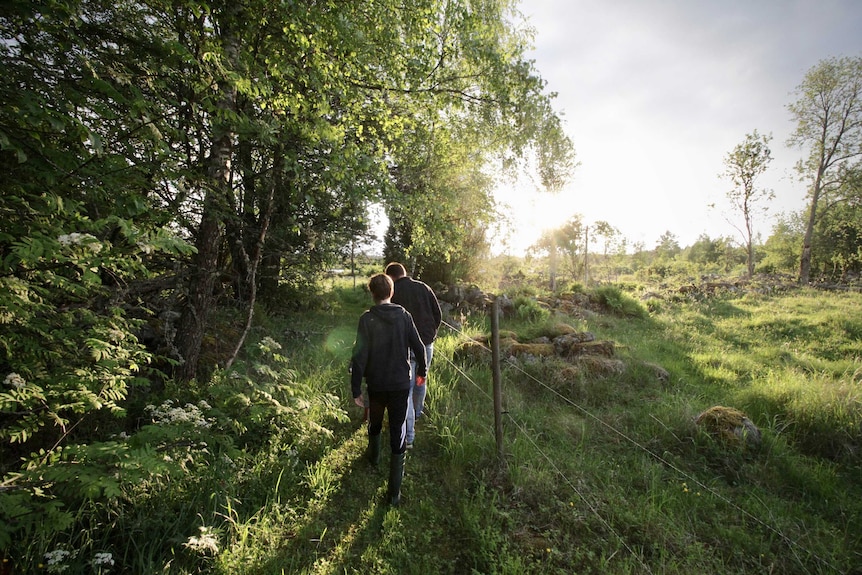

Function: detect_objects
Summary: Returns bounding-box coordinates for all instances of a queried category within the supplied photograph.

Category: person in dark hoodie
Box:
[351,273,427,506]
[385,262,442,448]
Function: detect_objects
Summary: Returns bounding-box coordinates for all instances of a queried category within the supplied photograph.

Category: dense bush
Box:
[591,285,648,318]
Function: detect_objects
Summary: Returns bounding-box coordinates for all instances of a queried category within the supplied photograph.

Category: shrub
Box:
[591,285,647,318]
[512,296,551,322]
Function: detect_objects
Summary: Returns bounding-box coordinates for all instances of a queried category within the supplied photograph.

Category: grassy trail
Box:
[219,286,862,575]
[238,409,476,575]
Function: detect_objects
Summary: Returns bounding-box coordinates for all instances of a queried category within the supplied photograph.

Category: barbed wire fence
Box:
[432,296,841,575]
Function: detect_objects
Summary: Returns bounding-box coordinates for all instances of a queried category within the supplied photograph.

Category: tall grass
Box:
[12,282,861,574]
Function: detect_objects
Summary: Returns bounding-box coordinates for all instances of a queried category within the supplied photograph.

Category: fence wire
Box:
[437,318,840,575]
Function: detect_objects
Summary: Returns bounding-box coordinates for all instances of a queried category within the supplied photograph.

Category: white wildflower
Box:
[92,552,115,566]
[4,373,25,389]
[184,526,220,555]
[260,336,282,351]
[44,549,71,565]
[146,399,213,428]
[57,232,102,253]
[44,548,77,573]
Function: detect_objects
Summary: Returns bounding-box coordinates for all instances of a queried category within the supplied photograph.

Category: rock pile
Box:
[454,322,628,378]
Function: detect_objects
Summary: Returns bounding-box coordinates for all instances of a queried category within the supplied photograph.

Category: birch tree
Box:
[787,56,862,284]
[721,130,774,278]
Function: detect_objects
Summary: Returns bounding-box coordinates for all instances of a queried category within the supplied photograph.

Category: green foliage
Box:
[205,336,347,452]
[378,1,574,284]
[0,199,194,550]
[512,296,551,323]
[811,194,862,279]
[720,130,774,277]
[654,230,682,260]
[3,325,346,571]
[5,284,861,574]
[788,56,862,282]
[591,285,647,318]
[529,215,587,282]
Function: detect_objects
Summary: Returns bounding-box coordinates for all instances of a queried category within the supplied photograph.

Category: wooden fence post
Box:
[491,296,504,461]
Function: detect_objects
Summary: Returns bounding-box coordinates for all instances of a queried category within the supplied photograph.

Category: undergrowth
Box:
[6,283,861,574]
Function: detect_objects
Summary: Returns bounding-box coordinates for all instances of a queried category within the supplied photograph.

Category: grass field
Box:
[15,283,861,574]
[199,284,861,574]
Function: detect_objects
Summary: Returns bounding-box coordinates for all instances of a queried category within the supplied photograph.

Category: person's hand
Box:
[354,396,365,407]
[416,375,426,386]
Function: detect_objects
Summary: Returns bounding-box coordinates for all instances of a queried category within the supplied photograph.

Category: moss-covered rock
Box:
[509,343,556,357]
[695,406,762,448]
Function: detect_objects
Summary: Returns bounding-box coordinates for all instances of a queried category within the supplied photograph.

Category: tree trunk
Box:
[225,139,255,303]
[799,174,824,285]
[174,4,241,382]
[224,144,281,371]
[174,157,230,382]
[799,202,817,284]
[258,250,281,304]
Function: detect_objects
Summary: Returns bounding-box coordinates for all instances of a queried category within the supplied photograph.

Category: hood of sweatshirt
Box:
[369,303,403,324]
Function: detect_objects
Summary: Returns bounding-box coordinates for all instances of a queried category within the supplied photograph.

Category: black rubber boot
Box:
[387,452,405,506]
[368,434,381,466]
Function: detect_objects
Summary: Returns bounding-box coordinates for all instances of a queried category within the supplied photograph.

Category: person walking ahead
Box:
[351,273,427,506]
[384,262,442,448]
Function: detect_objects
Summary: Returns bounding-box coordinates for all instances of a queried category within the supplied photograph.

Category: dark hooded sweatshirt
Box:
[391,276,442,345]
[350,303,427,399]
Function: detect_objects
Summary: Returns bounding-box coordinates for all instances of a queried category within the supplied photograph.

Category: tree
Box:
[655,231,681,261]
[760,213,804,274]
[787,56,862,284]
[721,130,774,278]
[530,215,586,283]
[0,0,198,544]
[811,173,862,279]
[379,0,575,283]
[591,221,624,282]
[383,117,496,285]
[686,233,724,271]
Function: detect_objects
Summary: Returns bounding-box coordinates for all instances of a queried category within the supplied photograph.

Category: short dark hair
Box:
[385,262,406,279]
[368,273,393,302]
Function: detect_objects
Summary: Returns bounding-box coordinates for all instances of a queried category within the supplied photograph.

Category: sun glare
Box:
[492,185,575,256]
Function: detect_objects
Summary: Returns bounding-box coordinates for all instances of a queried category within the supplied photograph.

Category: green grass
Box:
[13,283,862,574]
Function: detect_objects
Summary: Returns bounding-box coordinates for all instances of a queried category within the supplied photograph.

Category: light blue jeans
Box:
[406,343,434,445]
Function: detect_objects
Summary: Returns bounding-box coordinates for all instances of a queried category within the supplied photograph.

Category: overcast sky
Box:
[492,0,862,254]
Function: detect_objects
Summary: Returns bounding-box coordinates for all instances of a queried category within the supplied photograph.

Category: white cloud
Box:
[494,0,862,254]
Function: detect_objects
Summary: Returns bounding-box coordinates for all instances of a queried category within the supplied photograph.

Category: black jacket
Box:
[350,303,427,399]
[391,276,442,345]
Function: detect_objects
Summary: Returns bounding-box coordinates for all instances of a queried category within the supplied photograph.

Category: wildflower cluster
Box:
[92,552,115,567]
[184,526,220,555]
[44,548,76,573]
[4,372,25,389]
[259,336,282,353]
[145,399,214,428]
[58,232,103,253]
[41,549,115,573]
[680,481,702,496]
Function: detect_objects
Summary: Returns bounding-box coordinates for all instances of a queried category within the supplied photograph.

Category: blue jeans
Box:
[406,343,434,444]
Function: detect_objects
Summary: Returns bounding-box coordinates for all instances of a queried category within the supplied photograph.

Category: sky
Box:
[491,0,862,255]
